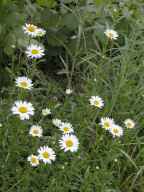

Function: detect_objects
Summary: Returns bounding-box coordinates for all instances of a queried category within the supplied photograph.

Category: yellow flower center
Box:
[31,156,38,164]
[104,122,110,128]
[18,106,28,113]
[127,122,132,128]
[20,81,28,88]
[31,49,39,55]
[42,151,49,159]
[33,129,39,135]
[108,32,113,39]
[95,100,99,107]
[66,139,73,147]
[28,25,36,32]
[113,128,119,134]
[63,127,69,133]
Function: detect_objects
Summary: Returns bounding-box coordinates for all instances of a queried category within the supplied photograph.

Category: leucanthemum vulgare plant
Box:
[9,21,136,170]
[10,23,80,169]
[1,1,143,191]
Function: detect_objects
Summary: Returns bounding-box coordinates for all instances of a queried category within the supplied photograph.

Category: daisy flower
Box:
[65,88,73,95]
[124,119,135,129]
[23,23,38,37]
[110,124,123,138]
[52,118,62,128]
[59,122,74,134]
[42,108,51,116]
[100,117,114,130]
[27,154,39,167]
[59,134,79,152]
[38,146,56,164]
[29,125,43,137]
[26,44,45,59]
[15,76,33,90]
[104,29,119,40]
[89,96,104,109]
[11,101,34,120]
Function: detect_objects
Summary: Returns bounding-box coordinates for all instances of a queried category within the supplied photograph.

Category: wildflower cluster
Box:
[11,23,79,168]
[89,96,135,138]
[11,23,54,167]
[1,1,142,190]
[9,23,135,168]
[52,119,79,152]
[100,117,123,138]
[27,146,56,167]
[23,23,45,59]
[88,29,136,138]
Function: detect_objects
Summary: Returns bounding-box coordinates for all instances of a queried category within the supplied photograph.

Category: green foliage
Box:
[0,0,144,192]
[36,0,57,8]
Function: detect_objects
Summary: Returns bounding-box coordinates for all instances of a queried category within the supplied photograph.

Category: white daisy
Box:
[27,154,39,167]
[11,101,34,120]
[42,108,51,116]
[124,119,135,129]
[59,122,74,134]
[65,88,73,95]
[36,28,46,37]
[89,96,104,109]
[52,118,62,128]
[104,29,119,40]
[59,134,79,152]
[23,23,38,37]
[15,76,33,90]
[26,44,45,59]
[29,125,43,137]
[38,146,56,164]
[100,117,114,130]
[110,124,123,138]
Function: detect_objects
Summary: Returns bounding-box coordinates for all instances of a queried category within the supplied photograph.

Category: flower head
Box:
[42,108,51,116]
[52,118,62,128]
[65,88,73,95]
[26,44,45,59]
[104,29,119,40]
[59,122,74,134]
[89,96,104,109]
[100,117,114,130]
[11,101,34,120]
[110,124,123,138]
[124,119,135,129]
[59,134,79,152]
[15,76,33,90]
[29,125,43,137]
[23,23,46,38]
[27,154,39,167]
[38,146,56,164]
[23,23,38,37]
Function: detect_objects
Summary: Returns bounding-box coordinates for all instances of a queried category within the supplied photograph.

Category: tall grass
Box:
[0,1,144,192]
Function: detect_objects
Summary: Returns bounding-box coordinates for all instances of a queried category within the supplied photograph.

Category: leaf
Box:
[36,0,57,8]
[62,13,79,29]
[57,69,69,75]
[94,0,107,5]
[120,149,138,169]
